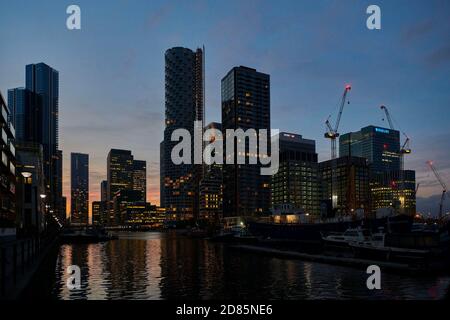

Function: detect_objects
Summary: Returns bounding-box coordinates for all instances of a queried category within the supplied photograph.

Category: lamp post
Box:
[19,172,33,236]
[21,172,32,178]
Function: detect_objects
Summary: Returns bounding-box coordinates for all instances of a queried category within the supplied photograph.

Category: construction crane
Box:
[427,161,448,219]
[415,182,420,196]
[380,105,411,172]
[325,84,351,159]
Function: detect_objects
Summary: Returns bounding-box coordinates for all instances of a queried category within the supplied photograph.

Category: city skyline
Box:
[1,1,449,216]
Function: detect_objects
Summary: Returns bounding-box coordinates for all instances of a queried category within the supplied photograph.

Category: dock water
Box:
[0,233,58,299]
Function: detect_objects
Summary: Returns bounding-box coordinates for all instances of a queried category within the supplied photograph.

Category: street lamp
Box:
[21,172,32,178]
[40,194,47,199]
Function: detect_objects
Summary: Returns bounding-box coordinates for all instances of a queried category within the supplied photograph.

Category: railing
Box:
[0,232,58,299]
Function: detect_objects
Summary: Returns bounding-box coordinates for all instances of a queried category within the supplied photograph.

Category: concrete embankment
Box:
[0,234,59,300]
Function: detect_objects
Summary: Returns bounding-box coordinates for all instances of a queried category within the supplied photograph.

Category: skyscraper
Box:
[162,47,204,220]
[56,149,64,223]
[339,126,400,174]
[339,125,415,216]
[18,63,60,217]
[100,180,108,202]
[132,160,146,202]
[272,132,320,216]
[7,88,41,142]
[107,149,133,201]
[160,141,165,208]
[71,153,89,224]
[221,66,271,217]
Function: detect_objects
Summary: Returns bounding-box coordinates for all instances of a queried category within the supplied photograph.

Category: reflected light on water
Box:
[43,232,450,300]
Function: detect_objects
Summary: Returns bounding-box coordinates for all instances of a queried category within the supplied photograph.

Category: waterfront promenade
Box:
[0,232,58,299]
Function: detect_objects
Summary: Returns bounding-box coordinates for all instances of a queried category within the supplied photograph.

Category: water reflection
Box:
[47,231,449,300]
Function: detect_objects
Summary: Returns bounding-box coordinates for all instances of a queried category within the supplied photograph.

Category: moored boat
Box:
[61,226,117,243]
[321,228,372,249]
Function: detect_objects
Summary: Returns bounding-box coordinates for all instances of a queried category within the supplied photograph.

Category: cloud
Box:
[401,19,434,44]
[417,194,450,217]
[426,45,450,67]
[144,3,173,31]
[408,132,450,198]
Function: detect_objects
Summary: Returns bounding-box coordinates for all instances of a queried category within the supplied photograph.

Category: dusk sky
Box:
[1,0,449,216]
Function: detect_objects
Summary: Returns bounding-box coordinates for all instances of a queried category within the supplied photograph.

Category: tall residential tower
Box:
[221,66,271,217]
[162,47,204,220]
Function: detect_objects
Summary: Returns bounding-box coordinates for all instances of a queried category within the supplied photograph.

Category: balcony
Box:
[1,105,8,124]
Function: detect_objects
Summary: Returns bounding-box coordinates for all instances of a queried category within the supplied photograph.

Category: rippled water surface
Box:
[34,232,450,300]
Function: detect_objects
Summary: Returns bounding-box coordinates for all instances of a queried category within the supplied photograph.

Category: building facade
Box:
[339,126,400,174]
[132,160,146,202]
[371,169,416,216]
[25,63,61,218]
[92,200,107,226]
[199,122,223,223]
[100,180,108,202]
[272,132,320,216]
[0,92,17,239]
[16,142,46,236]
[70,153,89,224]
[340,125,416,215]
[160,141,165,208]
[221,66,271,217]
[162,47,204,220]
[55,149,64,224]
[7,88,42,143]
[319,156,370,216]
[107,149,133,201]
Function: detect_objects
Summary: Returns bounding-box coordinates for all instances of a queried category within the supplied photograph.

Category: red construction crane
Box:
[325,84,351,159]
[427,161,448,219]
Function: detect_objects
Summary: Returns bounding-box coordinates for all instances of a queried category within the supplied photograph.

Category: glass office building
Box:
[222,66,271,217]
[25,63,60,214]
[272,132,320,216]
[107,149,134,201]
[132,160,146,202]
[340,125,415,215]
[319,156,370,216]
[71,153,89,224]
[339,125,400,174]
